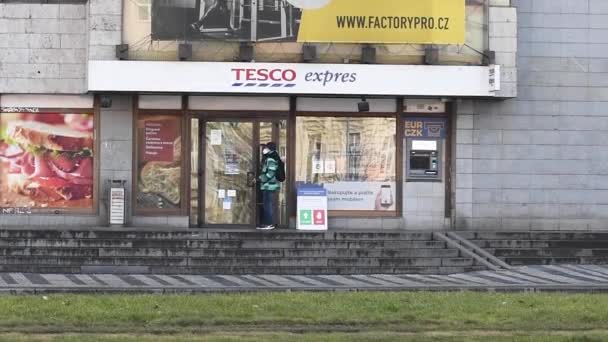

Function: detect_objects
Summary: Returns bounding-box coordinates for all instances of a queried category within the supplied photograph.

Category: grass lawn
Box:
[0,292,606,341]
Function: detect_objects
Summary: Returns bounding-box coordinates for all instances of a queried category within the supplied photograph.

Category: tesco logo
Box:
[230,67,358,89]
[232,68,297,88]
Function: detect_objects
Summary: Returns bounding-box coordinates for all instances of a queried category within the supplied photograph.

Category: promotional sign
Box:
[297,184,328,231]
[150,0,464,44]
[90,61,500,97]
[110,187,126,226]
[324,181,396,211]
[404,118,448,139]
[0,112,95,210]
[142,119,179,162]
[298,0,465,44]
[137,116,182,209]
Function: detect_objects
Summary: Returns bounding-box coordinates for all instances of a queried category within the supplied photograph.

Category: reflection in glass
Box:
[259,120,288,226]
[190,118,199,226]
[205,121,254,225]
[296,117,396,211]
[278,120,288,226]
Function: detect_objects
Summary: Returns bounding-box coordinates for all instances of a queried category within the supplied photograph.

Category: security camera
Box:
[358,98,370,112]
[99,95,113,108]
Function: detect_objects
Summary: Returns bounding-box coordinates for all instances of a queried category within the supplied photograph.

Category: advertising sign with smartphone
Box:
[324,181,396,211]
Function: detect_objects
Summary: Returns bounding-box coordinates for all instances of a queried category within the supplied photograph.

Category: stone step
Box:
[186,257,449,268]
[0,263,487,275]
[0,238,447,250]
[1,230,435,241]
[0,247,460,258]
[488,248,608,258]
[0,229,466,275]
[145,266,481,275]
[0,256,188,266]
[133,248,460,258]
[471,240,608,249]
[0,255,457,268]
[471,231,608,241]
[505,257,608,266]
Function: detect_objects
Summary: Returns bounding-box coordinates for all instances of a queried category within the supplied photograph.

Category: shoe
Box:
[256,225,275,230]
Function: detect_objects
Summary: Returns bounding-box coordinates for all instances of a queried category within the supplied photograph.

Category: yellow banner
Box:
[297,0,465,44]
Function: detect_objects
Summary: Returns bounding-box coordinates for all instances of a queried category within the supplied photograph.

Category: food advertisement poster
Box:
[0,112,95,210]
[137,115,182,209]
[149,0,465,44]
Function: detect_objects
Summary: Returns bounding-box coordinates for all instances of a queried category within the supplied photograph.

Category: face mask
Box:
[262,148,270,155]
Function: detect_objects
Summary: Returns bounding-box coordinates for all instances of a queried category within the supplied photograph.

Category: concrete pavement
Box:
[0,264,607,293]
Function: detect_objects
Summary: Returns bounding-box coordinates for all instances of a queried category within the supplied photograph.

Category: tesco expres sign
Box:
[231,67,358,88]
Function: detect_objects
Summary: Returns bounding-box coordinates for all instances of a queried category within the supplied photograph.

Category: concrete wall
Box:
[456,0,608,230]
[0,3,87,93]
[0,0,122,94]
[89,0,121,61]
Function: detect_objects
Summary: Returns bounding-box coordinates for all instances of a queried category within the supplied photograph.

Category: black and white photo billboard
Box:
[151,0,302,42]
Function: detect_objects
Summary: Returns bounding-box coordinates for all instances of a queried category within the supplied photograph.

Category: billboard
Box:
[150,0,465,44]
[0,112,95,211]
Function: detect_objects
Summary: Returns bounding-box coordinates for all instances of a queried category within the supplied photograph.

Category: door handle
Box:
[246,172,256,187]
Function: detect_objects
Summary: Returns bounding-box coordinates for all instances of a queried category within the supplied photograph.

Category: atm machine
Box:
[406,139,441,181]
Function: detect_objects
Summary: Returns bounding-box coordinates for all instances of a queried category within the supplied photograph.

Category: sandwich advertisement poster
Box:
[0,112,94,210]
[150,0,465,44]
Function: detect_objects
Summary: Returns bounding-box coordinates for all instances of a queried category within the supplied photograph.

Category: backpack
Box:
[275,157,286,182]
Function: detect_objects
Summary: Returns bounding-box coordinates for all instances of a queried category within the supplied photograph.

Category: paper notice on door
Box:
[218,189,226,199]
[312,159,324,174]
[210,129,222,145]
[324,160,336,174]
[227,190,237,198]
[223,198,232,210]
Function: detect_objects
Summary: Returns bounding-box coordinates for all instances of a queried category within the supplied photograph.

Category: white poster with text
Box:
[324,181,396,211]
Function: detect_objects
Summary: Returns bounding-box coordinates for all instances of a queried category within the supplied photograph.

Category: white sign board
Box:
[110,188,125,225]
[89,61,501,97]
[325,181,397,211]
[297,186,328,231]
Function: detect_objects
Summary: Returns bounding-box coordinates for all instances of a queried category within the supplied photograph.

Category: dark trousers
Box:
[262,191,275,226]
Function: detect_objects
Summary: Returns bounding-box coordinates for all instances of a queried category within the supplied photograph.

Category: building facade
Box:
[0,0,604,231]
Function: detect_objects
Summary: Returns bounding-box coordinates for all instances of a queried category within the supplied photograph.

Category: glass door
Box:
[259,120,288,226]
[189,117,289,228]
[204,120,255,226]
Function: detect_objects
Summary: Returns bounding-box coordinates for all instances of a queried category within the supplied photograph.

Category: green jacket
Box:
[259,153,280,192]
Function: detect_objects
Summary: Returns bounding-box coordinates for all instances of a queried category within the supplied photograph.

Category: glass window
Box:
[296,117,397,212]
[137,0,151,21]
[136,114,182,211]
[0,112,95,211]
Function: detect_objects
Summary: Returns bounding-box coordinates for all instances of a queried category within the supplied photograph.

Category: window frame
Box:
[0,104,99,216]
[132,98,188,217]
[294,111,402,218]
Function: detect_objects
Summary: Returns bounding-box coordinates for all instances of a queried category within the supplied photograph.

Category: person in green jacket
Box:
[257,142,280,230]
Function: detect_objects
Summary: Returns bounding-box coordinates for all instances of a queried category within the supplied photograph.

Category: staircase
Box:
[0,229,483,275]
[463,231,608,266]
